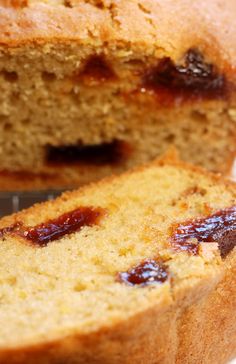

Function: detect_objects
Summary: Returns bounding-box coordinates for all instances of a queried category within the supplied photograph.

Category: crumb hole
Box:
[124,59,145,67]
[6,276,17,286]
[64,0,104,8]
[0,115,8,123]
[164,134,175,143]
[3,122,13,131]
[10,92,19,104]
[74,282,87,292]
[91,256,103,266]
[79,55,115,83]
[138,2,151,14]
[42,71,57,82]
[191,110,207,122]
[2,70,18,82]
[21,118,30,126]
[64,0,72,7]
[86,0,104,8]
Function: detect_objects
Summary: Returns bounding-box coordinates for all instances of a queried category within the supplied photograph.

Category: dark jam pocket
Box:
[171,206,236,258]
[23,207,104,246]
[0,207,104,246]
[143,48,226,98]
[46,140,131,166]
[118,259,169,287]
[78,55,116,83]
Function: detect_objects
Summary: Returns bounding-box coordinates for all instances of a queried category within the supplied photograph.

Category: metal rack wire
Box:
[0,190,64,218]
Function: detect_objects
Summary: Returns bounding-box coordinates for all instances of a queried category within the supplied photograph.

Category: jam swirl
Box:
[0,207,104,246]
[171,206,236,258]
[143,49,226,99]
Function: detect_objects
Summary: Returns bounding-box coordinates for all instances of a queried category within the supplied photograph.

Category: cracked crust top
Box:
[0,0,236,74]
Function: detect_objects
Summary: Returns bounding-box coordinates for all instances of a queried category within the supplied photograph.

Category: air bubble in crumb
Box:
[74,282,87,292]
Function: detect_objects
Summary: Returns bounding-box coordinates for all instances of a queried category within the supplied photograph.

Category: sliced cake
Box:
[0,0,235,189]
[0,157,235,363]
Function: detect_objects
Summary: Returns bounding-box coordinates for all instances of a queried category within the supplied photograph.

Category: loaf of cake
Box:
[0,156,235,363]
[0,0,235,190]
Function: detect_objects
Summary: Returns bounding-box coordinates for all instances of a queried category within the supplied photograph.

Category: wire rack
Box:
[0,190,64,218]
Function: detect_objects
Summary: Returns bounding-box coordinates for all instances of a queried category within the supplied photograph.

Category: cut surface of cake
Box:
[0,0,236,189]
[0,157,235,363]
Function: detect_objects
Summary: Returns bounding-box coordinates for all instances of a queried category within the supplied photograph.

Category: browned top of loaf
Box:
[0,0,236,71]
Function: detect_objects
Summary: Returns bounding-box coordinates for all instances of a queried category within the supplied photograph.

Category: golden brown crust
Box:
[0,0,236,76]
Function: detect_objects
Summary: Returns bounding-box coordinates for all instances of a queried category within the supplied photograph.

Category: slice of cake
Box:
[0,0,236,190]
[0,157,235,363]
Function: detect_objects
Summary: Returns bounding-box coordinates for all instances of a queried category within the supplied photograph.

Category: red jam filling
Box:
[46,140,131,166]
[78,55,115,83]
[171,206,236,258]
[118,259,168,286]
[23,207,103,246]
[143,49,226,99]
[0,207,104,246]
